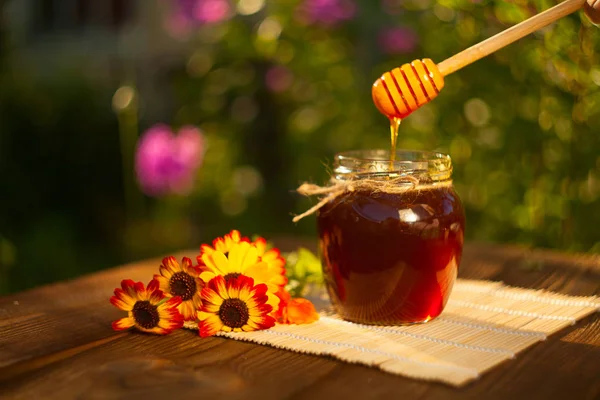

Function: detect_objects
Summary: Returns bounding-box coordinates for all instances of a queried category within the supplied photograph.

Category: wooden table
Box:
[1,240,599,400]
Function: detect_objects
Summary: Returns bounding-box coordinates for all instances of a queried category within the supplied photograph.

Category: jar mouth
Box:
[334,149,452,182]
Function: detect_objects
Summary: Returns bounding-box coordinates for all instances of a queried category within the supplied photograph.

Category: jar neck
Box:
[333,150,453,184]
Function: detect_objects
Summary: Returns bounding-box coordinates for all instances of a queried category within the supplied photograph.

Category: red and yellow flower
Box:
[110,279,184,334]
[154,256,204,321]
[253,237,287,289]
[199,241,284,310]
[198,231,287,291]
[110,230,320,336]
[197,275,276,337]
[198,229,249,256]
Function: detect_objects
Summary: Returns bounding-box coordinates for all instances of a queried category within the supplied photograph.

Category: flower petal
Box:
[273,288,291,321]
[157,313,184,332]
[265,292,280,312]
[120,279,139,299]
[228,230,241,243]
[158,257,181,280]
[213,237,227,253]
[202,301,221,313]
[154,275,170,293]
[134,281,147,300]
[244,261,274,285]
[248,314,276,330]
[181,257,201,277]
[262,248,282,263]
[192,293,203,309]
[251,282,268,298]
[146,280,164,303]
[110,289,136,311]
[207,276,229,299]
[112,317,135,331]
[197,311,212,321]
[199,271,217,283]
[225,277,242,300]
[284,298,320,325]
[200,287,224,307]
[237,285,252,302]
[199,314,223,337]
[200,244,215,256]
[249,303,273,317]
[147,279,160,293]
[243,320,260,331]
[178,300,198,321]
[228,242,259,272]
[253,237,267,255]
[202,251,230,276]
[166,296,183,308]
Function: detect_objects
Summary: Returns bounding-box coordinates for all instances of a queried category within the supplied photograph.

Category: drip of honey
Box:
[389,117,401,164]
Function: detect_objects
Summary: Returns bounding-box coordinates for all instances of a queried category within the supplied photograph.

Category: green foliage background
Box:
[1,0,599,294]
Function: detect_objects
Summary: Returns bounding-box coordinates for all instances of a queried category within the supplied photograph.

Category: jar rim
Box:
[334,149,453,182]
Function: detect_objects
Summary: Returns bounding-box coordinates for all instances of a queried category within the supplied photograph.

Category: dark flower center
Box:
[218,298,249,328]
[169,271,197,301]
[223,273,241,282]
[132,301,160,329]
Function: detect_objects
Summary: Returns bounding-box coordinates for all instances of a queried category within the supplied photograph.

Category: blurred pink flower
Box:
[135,124,205,197]
[165,0,231,37]
[265,66,294,93]
[189,0,231,23]
[378,27,418,55]
[296,0,356,26]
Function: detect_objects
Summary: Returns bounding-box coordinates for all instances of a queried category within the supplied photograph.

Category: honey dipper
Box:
[372,0,587,119]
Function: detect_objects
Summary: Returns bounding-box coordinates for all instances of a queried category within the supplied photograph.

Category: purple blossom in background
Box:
[175,0,231,23]
[378,27,418,55]
[297,0,356,26]
[135,124,205,197]
[165,0,231,37]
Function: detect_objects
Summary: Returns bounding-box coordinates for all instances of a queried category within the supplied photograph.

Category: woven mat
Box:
[188,279,600,387]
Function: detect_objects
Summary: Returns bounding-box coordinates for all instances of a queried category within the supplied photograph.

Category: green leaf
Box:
[283,247,324,297]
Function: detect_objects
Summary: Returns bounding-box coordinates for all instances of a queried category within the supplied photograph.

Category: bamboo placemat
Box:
[189,279,600,387]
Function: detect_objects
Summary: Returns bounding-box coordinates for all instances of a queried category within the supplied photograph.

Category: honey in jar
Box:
[317,150,465,325]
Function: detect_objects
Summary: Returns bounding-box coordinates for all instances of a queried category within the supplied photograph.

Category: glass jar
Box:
[317,150,465,325]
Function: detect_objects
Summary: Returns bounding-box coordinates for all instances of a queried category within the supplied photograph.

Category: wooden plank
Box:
[0,240,599,399]
[2,315,598,400]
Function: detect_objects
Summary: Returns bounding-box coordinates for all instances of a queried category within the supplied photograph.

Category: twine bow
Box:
[292,175,420,223]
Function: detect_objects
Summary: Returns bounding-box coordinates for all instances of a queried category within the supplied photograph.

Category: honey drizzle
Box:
[389,117,401,165]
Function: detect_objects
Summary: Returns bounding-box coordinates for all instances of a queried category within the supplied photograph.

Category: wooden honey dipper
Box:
[372,0,587,119]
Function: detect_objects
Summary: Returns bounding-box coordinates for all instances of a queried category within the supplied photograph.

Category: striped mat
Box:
[186,279,600,386]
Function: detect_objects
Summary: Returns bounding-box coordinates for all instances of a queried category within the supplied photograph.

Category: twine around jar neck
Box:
[292,175,420,223]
